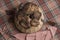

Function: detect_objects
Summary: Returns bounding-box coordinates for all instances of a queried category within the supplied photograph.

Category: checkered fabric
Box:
[0,0,60,40]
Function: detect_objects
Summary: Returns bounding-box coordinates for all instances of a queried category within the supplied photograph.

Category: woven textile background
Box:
[0,0,60,40]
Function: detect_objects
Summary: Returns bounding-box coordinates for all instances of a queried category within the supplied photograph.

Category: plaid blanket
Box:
[0,0,60,40]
